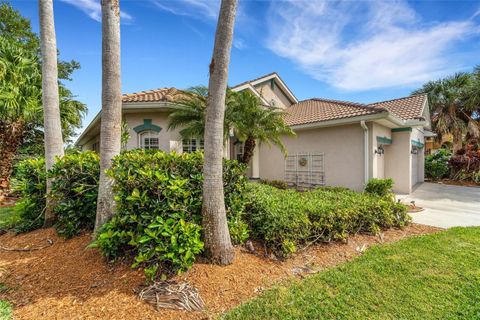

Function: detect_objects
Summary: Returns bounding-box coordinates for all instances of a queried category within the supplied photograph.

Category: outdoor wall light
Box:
[375,145,385,155]
[411,147,418,155]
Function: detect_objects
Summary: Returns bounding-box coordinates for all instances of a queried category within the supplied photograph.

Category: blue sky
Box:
[11,0,480,135]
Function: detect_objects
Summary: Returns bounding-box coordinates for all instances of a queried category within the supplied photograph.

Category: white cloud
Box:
[267,0,480,91]
[150,0,220,20]
[60,0,133,22]
[233,37,246,50]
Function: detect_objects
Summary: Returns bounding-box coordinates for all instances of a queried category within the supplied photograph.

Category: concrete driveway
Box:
[399,182,480,228]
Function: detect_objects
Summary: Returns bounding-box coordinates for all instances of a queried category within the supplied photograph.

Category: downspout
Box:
[360,121,369,185]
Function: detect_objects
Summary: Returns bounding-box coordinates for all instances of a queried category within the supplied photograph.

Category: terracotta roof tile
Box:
[122,88,183,103]
[368,94,427,121]
[284,98,386,126]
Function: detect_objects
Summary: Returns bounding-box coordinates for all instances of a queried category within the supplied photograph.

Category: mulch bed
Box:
[0,224,441,320]
[427,179,480,187]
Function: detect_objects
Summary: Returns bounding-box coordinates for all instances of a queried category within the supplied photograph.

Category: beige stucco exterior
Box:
[76,73,427,195]
[258,124,366,191]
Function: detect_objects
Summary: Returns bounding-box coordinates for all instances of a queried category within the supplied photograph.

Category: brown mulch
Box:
[0,224,441,320]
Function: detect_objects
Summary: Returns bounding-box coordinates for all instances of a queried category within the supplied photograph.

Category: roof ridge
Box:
[369,93,427,106]
[231,72,278,88]
[123,87,178,96]
[306,97,367,107]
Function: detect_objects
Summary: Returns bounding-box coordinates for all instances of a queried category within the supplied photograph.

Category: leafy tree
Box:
[168,88,294,164]
[230,91,294,164]
[413,72,480,151]
[167,86,235,140]
[0,2,86,188]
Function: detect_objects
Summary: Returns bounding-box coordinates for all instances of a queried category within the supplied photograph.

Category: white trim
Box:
[248,73,298,104]
[360,121,369,185]
[231,83,270,105]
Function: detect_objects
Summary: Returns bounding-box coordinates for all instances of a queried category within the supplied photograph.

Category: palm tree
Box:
[39,0,64,226]
[168,86,235,140]
[0,38,86,195]
[95,0,122,232]
[414,72,480,152]
[0,38,42,189]
[202,0,238,265]
[230,91,294,164]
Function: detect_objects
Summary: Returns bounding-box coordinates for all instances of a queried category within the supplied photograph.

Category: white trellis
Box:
[285,152,325,188]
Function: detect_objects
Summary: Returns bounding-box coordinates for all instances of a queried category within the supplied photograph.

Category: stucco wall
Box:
[369,122,392,179]
[385,130,411,194]
[411,126,425,185]
[258,124,365,191]
[254,81,292,109]
[123,112,183,151]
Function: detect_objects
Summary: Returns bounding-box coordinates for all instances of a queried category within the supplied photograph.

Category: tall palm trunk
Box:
[39,0,64,227]
[95,0,122,232]
[202,0,237,265]
[241,136,256,164]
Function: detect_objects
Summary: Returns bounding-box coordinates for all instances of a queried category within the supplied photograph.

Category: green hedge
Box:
[12,152,100,236]
[94,150,248,279]
[365,178,394,197]
[49,151,99,238]
[245,183,410,256]
[425,149,451,180]
[11,158,47,232]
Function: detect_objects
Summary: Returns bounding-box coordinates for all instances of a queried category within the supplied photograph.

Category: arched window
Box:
[139,130,159,150]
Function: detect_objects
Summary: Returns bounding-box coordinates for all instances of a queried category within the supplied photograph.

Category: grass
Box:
[0,206,20,230]
[0,206,15,320]
[0,301,11,320]
[225,227,480,320]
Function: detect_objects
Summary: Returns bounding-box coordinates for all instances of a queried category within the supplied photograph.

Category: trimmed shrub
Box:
[49,151,100,238]
[425,149,451,180]
[245,183,410,257]
[365,178,394,197]
[11,158,47,232]
[94,150,248,279]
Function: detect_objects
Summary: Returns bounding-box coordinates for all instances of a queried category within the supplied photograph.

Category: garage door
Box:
[411,150,418,186]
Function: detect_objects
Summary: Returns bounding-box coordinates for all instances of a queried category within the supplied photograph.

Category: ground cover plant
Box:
[224,227,480,320]
[244,181,409,256]
[94,150,248,279]
[0,300,11,320]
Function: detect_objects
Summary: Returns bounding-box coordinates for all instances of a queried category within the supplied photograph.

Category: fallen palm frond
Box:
[138,281,205,312]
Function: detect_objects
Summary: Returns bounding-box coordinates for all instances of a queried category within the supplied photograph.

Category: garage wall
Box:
[369,122,392,179]
[411,126,425,185]
[385,130,411,194]
[258,124,365,191]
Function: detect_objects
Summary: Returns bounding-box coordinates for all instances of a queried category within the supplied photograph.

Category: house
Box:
[76,72,431,194]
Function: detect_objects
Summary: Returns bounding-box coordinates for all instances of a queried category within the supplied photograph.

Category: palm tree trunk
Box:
[202,0,237,265]
[0,120,25,200]
[241,137,256,164]
[94,0,122,232]
[39,0,64,227]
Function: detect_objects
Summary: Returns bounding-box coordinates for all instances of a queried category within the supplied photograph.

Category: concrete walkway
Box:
[399,182,480,229]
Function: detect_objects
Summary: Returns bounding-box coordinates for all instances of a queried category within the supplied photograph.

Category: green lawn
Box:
[0,206,20,230]
[225,227,480,320]
[0,207,15,320]
[0,301,11,320]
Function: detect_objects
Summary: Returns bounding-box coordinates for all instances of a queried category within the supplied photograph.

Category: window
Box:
[235,142,244,161]
[92,142,100,153]
[139,131,159,150]
[182,139,204,153]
